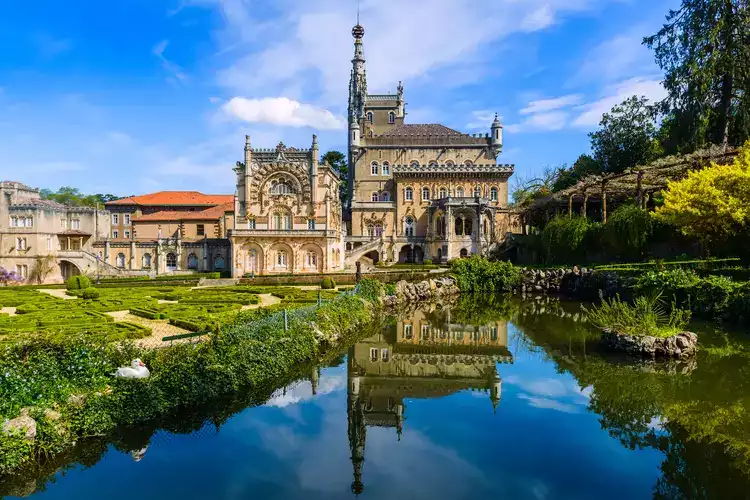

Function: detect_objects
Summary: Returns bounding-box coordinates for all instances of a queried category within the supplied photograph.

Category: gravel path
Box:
[39,289,78,300]
[241,293,281,310]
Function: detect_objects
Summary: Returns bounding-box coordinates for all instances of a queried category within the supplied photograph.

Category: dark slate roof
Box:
[379,124,466,137]
[10,199,67,210]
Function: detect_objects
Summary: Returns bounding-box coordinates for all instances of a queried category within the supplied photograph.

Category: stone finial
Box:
[245,135,251,147]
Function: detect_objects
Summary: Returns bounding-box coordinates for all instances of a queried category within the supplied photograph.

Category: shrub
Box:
[65,275,91,290]
[321,277,336,289]
[81,288,100,300]
[603,204,654,260]
[356,278,383,302]
[450,256,520,292]
[423,259,433,265]
[541,216,591,264]
[583,291,691,338]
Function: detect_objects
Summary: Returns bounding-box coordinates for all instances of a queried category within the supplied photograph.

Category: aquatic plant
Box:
[583,291,691,338]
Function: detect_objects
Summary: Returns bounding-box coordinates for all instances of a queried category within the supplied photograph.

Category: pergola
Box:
[522,145,739,227]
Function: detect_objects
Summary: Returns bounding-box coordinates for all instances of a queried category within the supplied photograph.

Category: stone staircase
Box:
[344,238,384,267]
[57,250,125,276]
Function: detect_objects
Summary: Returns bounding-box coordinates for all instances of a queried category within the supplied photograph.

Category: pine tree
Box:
[644,0,750,149]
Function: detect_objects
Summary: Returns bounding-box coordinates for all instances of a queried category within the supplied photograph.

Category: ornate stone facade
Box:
[345,23,518,265]
[230,135,346,276]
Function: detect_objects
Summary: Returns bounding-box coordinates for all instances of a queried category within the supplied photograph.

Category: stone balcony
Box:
[230,229,338,238]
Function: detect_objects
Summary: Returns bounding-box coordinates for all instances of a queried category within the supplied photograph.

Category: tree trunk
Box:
[717,71,733,148]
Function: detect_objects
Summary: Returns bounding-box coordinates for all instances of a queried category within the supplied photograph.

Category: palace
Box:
[230,135,346,276]
[0,22,518,283]
[345,23,516,265]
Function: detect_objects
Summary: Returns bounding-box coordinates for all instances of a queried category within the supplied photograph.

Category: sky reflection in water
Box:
[6,297,750,500]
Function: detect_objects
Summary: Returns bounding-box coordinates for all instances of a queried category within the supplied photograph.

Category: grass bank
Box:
[0,279,386,476]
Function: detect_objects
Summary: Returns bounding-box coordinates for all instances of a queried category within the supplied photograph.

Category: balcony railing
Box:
[230,229,336,238]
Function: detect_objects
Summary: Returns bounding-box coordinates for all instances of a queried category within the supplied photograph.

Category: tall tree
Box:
[551,154,603,192]
[589,96,662,174]
[644,0,750,149]
[321,150,348,206]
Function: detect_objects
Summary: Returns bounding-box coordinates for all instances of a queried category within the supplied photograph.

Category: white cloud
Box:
[505,110,569,133]
[572,76,666,127]
[192,0,607,106]
[221,96,344,129]
[569,26,660,86]
[152,39,188,84]
[520,94,583,115]
[467,110,500,130]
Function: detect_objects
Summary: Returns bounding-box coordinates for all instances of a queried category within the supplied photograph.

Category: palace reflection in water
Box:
[346,307,512,494]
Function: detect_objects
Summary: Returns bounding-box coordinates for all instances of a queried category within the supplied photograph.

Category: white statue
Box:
[114,359,150,379]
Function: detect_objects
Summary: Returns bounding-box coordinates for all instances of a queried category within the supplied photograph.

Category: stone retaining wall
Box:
[517,267,630,299]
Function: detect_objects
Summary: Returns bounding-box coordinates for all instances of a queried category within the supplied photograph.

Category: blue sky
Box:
[0,0,677,196]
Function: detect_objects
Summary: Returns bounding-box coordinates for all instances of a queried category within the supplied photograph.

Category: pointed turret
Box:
[490,113,503,158]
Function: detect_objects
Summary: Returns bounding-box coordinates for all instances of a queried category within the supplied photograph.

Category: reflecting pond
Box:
[3,296,750,499]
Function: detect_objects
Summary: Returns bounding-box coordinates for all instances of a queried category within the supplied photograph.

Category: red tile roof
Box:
[131,202,233,222]
[379,124,466,137]
[106,191,234,207]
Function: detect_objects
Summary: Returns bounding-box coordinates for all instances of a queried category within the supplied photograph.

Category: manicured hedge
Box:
[65,275,91,290]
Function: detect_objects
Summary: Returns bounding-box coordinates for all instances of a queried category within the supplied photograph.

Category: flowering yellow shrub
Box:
[654,141,750,245]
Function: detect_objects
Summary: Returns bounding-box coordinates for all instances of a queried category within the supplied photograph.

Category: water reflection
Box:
[3,296,750,499]
[347,306,512,494]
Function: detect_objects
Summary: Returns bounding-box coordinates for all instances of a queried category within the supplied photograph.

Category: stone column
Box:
[130,241,136,270]
[104,240,110,263]
[203,239,209,271]
[445,205,453,260]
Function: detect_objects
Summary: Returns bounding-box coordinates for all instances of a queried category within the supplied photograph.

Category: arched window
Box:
[367,111,373,123]
[276,250,288,268]
[371,162,379,175]
[270,179,295,195]
[248,249,258,272]
[465,218,473,235]
[421,187,430,201]
[474,186,481,197]
[490,187,498,201]
[446,160,455,167]
[116,253,126,268]
[388,111,395,124]
[382,162,390,175]
[366,225,374,237]
[435,216,444,236]
[405,216,415,237]
[305,251,317,268]
[372,192,379,202]
[374,224,383,237]
[214,255,225,269]
[456,187,464,197]
[428,161,438,168]
[410,160,420,168]
[404,187,413,201]
[465,160,473,167]
[188,253,198,269]
[166,253,177,270]
[439,187,447,199]
[381,191,390,202]
[455,218,464,236]
[142,253,152,268]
